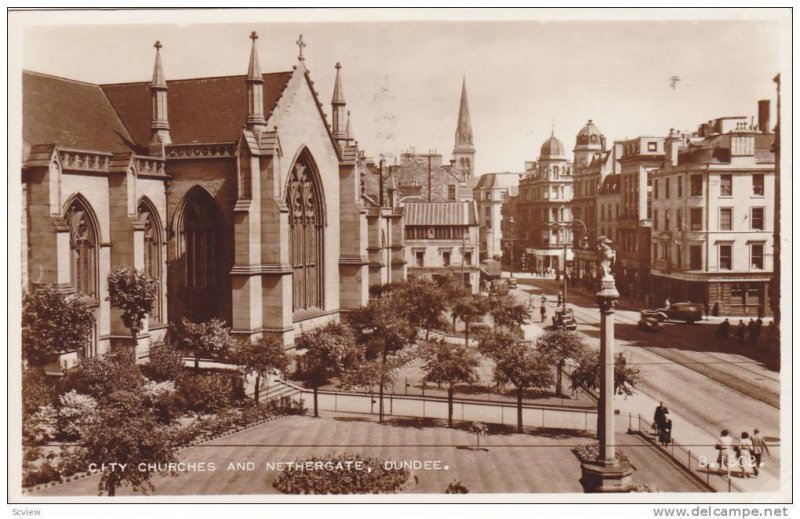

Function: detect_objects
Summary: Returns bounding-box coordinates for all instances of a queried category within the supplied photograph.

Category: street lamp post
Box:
[580,237,634,493]
[508,216,515,279]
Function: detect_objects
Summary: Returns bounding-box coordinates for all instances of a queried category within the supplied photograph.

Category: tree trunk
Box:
[517,387,523,433]
[556,360,564,397]
[108,482,116,497]
[313,386,319,417]
[379,350,387,424]
[254,373,261,404]
[448,384,454,428]
[425,326,431,342]
[464,321,470,348]
[194,354,200,375]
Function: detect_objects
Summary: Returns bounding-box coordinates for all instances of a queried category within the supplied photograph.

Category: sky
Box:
[16,9,789,174]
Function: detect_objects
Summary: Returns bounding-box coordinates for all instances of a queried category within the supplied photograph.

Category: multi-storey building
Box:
[649,103,775,316]
[404,202,480,292]
[473,172,521,261]
[614,136,667,298]
[510,133,574,275]
[570,120,622,285]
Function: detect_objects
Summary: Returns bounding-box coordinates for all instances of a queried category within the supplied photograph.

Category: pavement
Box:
[27,414,707,496]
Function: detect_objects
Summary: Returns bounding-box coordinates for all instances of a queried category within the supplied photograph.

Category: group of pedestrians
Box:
[715,428,771,479]
[654,403,771,479]
[716,317,774,347]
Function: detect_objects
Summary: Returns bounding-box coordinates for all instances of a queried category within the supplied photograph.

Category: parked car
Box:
[507,277,518,289]
[665,302,703,323]
[552,308,577,330]
[490,279,509,294]
[640,309,668,322]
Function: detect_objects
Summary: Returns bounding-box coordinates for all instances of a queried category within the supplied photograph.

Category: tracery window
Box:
[139,200,163,323]
[287,158,325,312]
[65,198,99,299]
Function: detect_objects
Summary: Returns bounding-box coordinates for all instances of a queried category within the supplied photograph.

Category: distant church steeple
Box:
[453,76,475,179]
[149,40,171,155]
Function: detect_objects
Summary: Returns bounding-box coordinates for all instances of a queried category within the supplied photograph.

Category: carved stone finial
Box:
[154,40,162,50]
[250,31,258,41]
[296,34,306,61]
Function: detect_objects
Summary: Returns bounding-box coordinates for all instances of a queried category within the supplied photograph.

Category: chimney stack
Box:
[758,99,771,133]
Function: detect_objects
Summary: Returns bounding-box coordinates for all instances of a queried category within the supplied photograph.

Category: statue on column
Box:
[596,236,616,281]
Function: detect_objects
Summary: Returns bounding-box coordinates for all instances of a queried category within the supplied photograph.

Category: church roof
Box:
[101,72,293,148]
[404,201,478,226]
[23,71,136,153]
[540,134,566,159]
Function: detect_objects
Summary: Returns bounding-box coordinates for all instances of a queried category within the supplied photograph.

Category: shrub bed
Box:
[572,442,630,464]
[272,453,409,494]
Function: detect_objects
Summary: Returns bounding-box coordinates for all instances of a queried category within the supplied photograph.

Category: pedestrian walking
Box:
[716,318,731,338]
[751,428,770,477]
[736,320,746,342]
[756,318,764,345]
[653,401,670,434]
[664,297,671,309]
[737,432,755,479]
[716,429,735,476]
[702,301,709,320]
[540,303,547,323]
[659,415,673,446]
[748,318,757,346]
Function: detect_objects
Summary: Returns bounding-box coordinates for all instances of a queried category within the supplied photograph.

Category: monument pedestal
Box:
[580,460,635,493]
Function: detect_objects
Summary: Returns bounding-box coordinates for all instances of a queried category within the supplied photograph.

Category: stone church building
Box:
[21,34,393,364]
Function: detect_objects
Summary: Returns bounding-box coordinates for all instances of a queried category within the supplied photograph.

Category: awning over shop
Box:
[479,258,502,279]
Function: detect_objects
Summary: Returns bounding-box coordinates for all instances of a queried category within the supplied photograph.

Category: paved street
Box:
[510,275,782,492]
[28,414,706,496]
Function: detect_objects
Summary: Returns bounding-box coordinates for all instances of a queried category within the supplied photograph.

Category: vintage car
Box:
[638,311,663,332]
[552,308,577,330]
[665,302,703,323]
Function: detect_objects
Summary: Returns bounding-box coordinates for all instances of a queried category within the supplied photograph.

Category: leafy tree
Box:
[488,334,554,432]
[22,285,95,367]
[347,296,417,423]
[419,339,480,428]
[107,267,158,342]
[233,335,290,404]
[569,350,642,398]
[57,390,98,441]
[77,389,178,496]
[393,277,449,340]
[451,293,489,347]
[536,329,589,397]
[295,322,359,417]
[174,318,238,374]
[487,292,530,330]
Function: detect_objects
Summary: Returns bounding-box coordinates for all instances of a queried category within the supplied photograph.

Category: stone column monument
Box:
[580,236,634,492]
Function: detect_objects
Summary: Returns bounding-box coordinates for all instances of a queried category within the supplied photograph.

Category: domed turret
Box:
[540,133,566,159]
[575,119,605,149]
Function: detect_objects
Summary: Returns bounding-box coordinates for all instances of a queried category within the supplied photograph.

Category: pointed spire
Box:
[247,31,262,82]
[332,62,345,105]
[455,76,473,147]
[345,110,353,141]
[151,40,167,89]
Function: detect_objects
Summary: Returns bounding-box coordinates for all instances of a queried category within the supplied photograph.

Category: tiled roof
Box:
[101,72,293,147]
[404,202,477,226]
[474,172,522,190]
[23,71,135,153]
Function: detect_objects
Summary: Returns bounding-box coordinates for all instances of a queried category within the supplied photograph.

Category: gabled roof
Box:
[23,71,135,153]
[101,72,293,148]
[404,201,478,226]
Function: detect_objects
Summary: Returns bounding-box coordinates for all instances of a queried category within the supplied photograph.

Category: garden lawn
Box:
[27,414,704,496]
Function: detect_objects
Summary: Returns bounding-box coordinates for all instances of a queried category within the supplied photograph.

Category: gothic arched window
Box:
[286,156,325,312]
[65,198,99,299]
[182,192,219,290]
[138,199,163,323]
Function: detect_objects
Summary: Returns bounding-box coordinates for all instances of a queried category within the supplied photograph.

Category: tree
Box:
[451,293,489,347]
[487,292,530,330]
[346,296,417,423]
[107,267,158,342]
[174,318,238,374]
[295,322,359,418]
[143,341,185,382]
[233,335,289,404]
[536,329,589,397]
[70,349,144,400]
[393,277,449,341]
[77,389,178,496]
[569,350,642,398]
[419,339,479,428]
[487,333,554,433]
[22,285,95,367]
